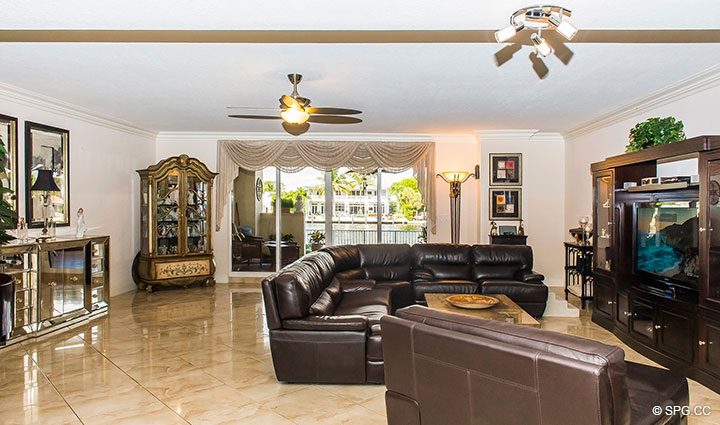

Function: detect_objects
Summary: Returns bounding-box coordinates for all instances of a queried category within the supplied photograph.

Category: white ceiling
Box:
[0,1,719,134]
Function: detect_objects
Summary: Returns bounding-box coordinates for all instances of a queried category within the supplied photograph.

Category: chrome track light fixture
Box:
[495,5,578,57]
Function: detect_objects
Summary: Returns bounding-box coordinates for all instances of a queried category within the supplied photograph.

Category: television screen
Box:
[636,201,699,286]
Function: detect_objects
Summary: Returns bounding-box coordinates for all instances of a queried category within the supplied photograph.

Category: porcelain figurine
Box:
[75,208,86,238]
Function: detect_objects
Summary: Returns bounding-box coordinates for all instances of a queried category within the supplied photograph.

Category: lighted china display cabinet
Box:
[133,155,218,292]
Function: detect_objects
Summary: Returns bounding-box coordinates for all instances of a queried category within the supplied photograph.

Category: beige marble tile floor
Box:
[0,283,718,424]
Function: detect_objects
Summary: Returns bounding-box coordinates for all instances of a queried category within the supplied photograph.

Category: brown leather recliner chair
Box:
[382,305,689,425]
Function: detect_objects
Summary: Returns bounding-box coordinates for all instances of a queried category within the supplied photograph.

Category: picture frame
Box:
[0,114,18,218]
[499,225,517,235]
[489,188,522,221]
[25,122,70,228]
[489,153,522,186]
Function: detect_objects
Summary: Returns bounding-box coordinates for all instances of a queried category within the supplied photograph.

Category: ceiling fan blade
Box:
[227,106,279,110]
[307,115,363,124]
[282,122,310,136]
[280,95,300,109]
[306,107,362,115]
[228,114,281,120]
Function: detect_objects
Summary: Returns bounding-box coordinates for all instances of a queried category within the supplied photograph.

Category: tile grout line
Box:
[23,343,87,425]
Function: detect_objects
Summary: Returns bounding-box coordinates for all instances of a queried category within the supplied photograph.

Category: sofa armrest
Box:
[283,315,369,331]
[516,270,545,283]
[341,279,376,292]
[412,268,434,281]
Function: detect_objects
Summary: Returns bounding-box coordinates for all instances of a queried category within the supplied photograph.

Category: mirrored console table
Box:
[0,235,109,346]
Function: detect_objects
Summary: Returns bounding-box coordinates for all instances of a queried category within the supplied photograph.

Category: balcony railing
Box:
[307,229,422,245]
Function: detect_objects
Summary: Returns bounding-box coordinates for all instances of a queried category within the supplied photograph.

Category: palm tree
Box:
[313,170,365,196]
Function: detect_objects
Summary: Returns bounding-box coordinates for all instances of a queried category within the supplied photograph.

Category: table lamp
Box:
[30,169,61,241]
[437,171,475,244]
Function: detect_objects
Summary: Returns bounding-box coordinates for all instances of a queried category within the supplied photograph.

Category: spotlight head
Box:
[550,16,578,40]
[494,24,523,43]
[530,33,554,57]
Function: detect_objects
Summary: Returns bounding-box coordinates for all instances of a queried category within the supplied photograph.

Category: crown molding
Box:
[565,65,720,141]
[156,131,434,143]
[475,129,564,143]
[0,82,156,139]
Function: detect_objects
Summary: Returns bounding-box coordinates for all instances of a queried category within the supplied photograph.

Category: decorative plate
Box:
[446,294,500,310]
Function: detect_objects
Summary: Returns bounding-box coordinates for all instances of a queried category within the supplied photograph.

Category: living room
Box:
[0,1,719,424]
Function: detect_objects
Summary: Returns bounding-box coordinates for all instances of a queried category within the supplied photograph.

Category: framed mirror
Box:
[0,114,18,217]
[25,122,70,228]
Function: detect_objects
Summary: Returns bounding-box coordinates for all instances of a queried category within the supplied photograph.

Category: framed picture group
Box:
[489,153,522,221]
[0,114,70,227]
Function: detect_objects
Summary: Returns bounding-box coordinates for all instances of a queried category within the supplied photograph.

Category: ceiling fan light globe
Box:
[280,106,310,124]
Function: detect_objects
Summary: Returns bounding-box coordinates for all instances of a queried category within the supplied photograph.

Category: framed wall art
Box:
[0,114,18,217]
[489,153,522,186]
[489,188,522,221]
[25,122,70,228]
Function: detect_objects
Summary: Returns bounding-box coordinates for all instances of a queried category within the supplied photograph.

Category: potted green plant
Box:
[0,135,17,344]
[280,197,294,214]
[626,116,686,152]
[309,230,325,251]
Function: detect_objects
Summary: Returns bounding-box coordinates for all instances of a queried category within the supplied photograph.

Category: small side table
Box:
[564,242,593,309]
[489,234,528,245]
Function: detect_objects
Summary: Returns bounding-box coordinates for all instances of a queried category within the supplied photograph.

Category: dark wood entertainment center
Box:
[591,135,720,393]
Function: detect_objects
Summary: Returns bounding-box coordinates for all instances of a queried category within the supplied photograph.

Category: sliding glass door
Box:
[230,167,426,274]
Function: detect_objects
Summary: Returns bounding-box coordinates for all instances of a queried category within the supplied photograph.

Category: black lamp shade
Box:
[31,169,61,192]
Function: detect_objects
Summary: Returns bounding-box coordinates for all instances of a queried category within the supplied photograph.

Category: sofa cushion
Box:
[412,244,473,280]
[274,261,327,319]
[359,244,412,281]
[334,268,365,281]
[367,323,383,361]
[471,245,533,281]
[301,251,336,285]
[309,278,343,316]
[335,288,392,320]
[321,244,361,271]
[282,315,369,331]
[481,280,548,304]
[376,280,414,312]
[413,280,479,301]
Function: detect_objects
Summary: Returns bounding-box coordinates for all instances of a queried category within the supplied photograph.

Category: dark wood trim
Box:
[24,121,70,228]
[0,114,19,219]
[590,136,720,172]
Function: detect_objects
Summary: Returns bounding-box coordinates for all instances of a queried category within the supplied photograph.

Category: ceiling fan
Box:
[227,74,363,136]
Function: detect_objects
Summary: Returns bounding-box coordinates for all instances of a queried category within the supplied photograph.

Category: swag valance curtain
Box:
[216,140,436,234]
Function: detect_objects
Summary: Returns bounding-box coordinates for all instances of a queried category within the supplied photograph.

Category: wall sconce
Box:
[437,170,477,244]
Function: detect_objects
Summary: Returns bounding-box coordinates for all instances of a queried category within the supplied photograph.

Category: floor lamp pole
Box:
[437,171,475,245]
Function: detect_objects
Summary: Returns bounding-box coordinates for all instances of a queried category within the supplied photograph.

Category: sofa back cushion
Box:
[412,244,472,280]
[359,244,412,281]
[321,245,361,271]
[274,260,327,319]
[309,278,343,316]
[471,245,533,281]
[301,251,336,285]
[395,306,631,424]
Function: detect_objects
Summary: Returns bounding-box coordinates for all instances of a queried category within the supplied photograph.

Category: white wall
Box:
[0,90,156,296]
[476,131,566,286]
[565,84,720,234]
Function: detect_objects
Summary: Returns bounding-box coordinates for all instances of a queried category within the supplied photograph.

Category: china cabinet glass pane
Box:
[708,162,720,300]
[141,180,149,255]
[595,174,613,271]
[156,170,180,256]
[186,172,208,254]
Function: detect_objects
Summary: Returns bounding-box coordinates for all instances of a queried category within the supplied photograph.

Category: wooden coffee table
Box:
[424,293,540,327]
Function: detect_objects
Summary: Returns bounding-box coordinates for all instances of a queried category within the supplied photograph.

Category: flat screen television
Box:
[635,200,699,290]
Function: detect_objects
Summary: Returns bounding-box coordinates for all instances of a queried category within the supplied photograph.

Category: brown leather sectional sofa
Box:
[261,243,548,384]
[382,306,689,425]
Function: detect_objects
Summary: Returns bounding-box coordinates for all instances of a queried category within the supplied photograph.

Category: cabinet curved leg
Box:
[145,284,153,293]
[206,278,216,287]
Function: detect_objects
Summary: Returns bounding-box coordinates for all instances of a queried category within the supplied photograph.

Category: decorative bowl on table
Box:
[446,294,500,310]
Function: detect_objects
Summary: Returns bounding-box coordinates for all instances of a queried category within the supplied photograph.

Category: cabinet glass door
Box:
[594,172,614,272]
[155,170,180,256]
[707,160,720,302]
[186,171,208,254]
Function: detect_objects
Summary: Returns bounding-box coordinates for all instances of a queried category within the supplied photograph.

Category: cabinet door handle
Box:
[70,276,79,282]
[48,281,57,287]
[654,325,662,330]
[700,227,714,232]
[607,301,613,305]
[699,340,706,346]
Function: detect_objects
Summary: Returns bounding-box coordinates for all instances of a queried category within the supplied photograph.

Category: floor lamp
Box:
[437,171,475,244]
